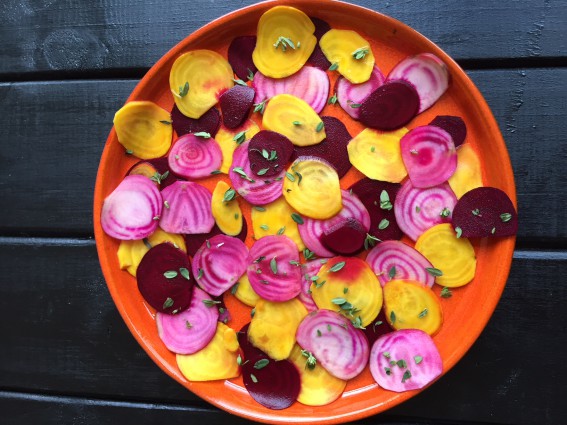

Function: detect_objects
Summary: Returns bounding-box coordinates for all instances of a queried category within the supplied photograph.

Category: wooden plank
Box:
[1,0,566,77]
[0,68,565,239]
[0,240,564,424]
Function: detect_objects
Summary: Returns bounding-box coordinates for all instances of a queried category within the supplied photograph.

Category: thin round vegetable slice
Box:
[394,180,457,241]
[429,115,467,147]
[415,223,476,287]
[160,181,214,234]
[113,101,173,159]
[387,53,449,113]
[156,287,218,354]
[247,235,302,302]
[452,186,518,237]
[228,36,257,81]
[299,189,370,257]
[336,65,385,119]
[127,160,159,184]
[321,218,367,255]
[237,322,266,362]
[169,50,234,119]
[211,180,242,236]
[366,240,435,288]
[400,125,457,188]
[369,329,442,392]
[298,259,325,312]
[253,66,330,114]
[310,16,331,40]
[184,220,247,257]
[252,6,317,78]
[146,157,178,189]
[168,133,222,179]
[215,119,260,173]
[171,104,220,137]
[306,44,331,71]
[137,243,193,314]
[192,234,250,297]
[283,157,342,220]
[363,309,394,347]
[248,130,294,177]
[359,80,419,131]
[229,140,284,205]
[251,197,305,251]
[383,279,443,335]
[232,272,260,307]
[448,144,484,199]
[219,84,255,129]
[101,175,162,240]
[296,309,369,380]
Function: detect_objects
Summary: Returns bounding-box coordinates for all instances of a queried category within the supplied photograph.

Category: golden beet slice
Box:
[211,180,243,236]
[233,272,261,307]
[251,197,305,251]
[448,144,484,199]
[252,6,317,78]
[113,101,172,159]
[169,50,234,119]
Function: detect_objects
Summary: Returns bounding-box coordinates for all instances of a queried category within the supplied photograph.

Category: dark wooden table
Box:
[1,1,566,424]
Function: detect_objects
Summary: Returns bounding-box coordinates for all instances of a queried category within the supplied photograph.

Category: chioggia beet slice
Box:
[160,181,215,234]
[184,219,247,257]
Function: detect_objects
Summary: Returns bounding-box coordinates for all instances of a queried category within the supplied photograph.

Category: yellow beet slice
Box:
[248,298,308,360]
[211,180,243,236]
[282,158,342,219]
[113,101,173,159]
[288,344,347,406]
[233,272,260,307]
[320,29,375,83]
[215,120,260,173]
[117,229,186,276]
[415,223,477,287]
[310,257,382,327]
[263,94,326,146]
[448,144,484,199]
[347,127,409,182]
[252,6,317,78]
[170,50,234,119]
[176,322,240,381]
[251,197,305,250]
[128,161,160,183]
[383,279,443,336]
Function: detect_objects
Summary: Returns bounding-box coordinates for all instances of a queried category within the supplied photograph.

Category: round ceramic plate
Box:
[93,1,516,423]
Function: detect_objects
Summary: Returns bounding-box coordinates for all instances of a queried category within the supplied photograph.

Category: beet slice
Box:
[237,323,266,362]
[293,116,352,178]
[137,243,193,314]
[219,85,255,129]
[359,80,420,131]
[349,178,403,241]
[321,217,366,255]
[184,218,247,257]
[248,130,294,177]
[363,309,394,347]
[429,115,467,147]
[171,104,220,137]
[228,36,257,81]
[147,157,178,188]
[307,45,331,71]
[451,187,518,237]
[310,17,331,40]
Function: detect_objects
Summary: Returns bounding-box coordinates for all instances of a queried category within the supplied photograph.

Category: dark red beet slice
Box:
[452,187,518,238]
[171,104,220,137]
[137,243,193,314]
[307,45,331,71]
[349,178,403,241]
[248,130,294,177]
[219,85,255,129]
[237,323,266,362]
[363,309,394,347]
[228,36,257,81]
[147,157,179,189]
[310,17,331,40]
[429,115,467,147]
[359,80,419,131]
[321,217,366,255]
[292,116,352,178]
[184,218,248,257]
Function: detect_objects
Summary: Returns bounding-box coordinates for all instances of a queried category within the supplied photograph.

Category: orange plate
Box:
[93,1,516,423]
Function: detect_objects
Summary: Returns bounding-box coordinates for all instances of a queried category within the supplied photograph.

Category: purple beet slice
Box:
[363,309,394,347]
[184,218,248,257]
[452,187,518,237]
[307,45,331,71]
[321,217,366,255]
[349,178,403,241]
[237,323,266,362]
[228,36,257,81]
[429,115,467,147]
[147,157,179,189]
[137,243,193,314]
[248,130,294,177]
[293,116,352,178]
[219,85,255,129]
[310,17,331,40]
[359,80,420,131]
[171,104,220,137]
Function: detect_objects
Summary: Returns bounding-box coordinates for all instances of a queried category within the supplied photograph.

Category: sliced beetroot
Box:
[321,217,367,255]
[348,178,403,242]
[429,115,467,147]
[228,36,257,81]
[219,85,255,129]
[137,243,193,314]
[146,157,178,189]
[336,65,386,119]
[160,181,215,234]
[451,187,518,237]
[298,259,325,312]
[359,80,420,131]
[184,219,247,257]
[156,287,218,354]
[310,17,331,40]
[369,329,443,392]
[306,45,331,71]
[171,104,221,138]
[168,134,222,179]
[248,130,294,177]
[363,309,394,347]
[400,125,457,188]
[293,116,352,178]
[237,323,267,362]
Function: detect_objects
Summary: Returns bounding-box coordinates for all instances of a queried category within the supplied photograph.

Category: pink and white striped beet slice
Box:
[168,133,222,179]
[159,181,214,234]
[337,65,385,119]
[298,259,325,312]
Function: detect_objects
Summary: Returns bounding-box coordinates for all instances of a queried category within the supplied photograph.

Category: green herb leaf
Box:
[164,200,170,209]
[250,373,258,383]
[328,93,338,104]
[233,131,247,145]
[364,233,381,250]
[491,227,496,234]
[178,81,189,98]
[197,268,204,280]
[223,188,236,202]
[331,297,347,305]
[210,170,222,175]
[426,267,443,277]
[396,359,407,368]
[253,99,267,114]
[385,367,392,375]
[289,260,300,266]
[251,307,255,317]
[254,359,270,370]
[179,268,190,280]
[237,354,243,365]
[415,205,421,213]
[455,226,463,238]
[301,350,317,370]
[370,146,376,153]
[440,207,451,218]
[471,208,481,216]
[329,261,346,272]
[373,321,383,332]
[378,218,390,230]
[343,287,349,294]
[500,212,512,222]
[163,297,174,309]
[202,299,221,307]
[380,190,393,210]
[292,120,302,126]
[142,238,152,249]
[232,167,255,182]
[231,282,239,295]
[383,351,391,359]
[402,369,412,383]
[232,78,247,86]
[285,171,295,182]
[257,168,269,176]
[185,320,192,329]
[390,310,396,324]
[352,46,370,60]
[414,355,423,364]
[316,121,325,132]
[329,62,339,71]
[254,256,266,263]
[247,68,254,81]
[159,120,172,125]
[273,36,296,51]
[418,308,428,318]
[388,265,396,280]
[259,224,269,231]
[270,257,278,274]
[317,329,322,337]
[253,206,266,212]
[277,226,285,235]
[291,213,304,224]
[194,131,211,138]
[125,149,134,155]
[440,287,452,298]
[303,249,315,260]
[164,270,178,279]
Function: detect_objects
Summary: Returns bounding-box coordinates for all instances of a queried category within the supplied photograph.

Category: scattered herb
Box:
[232,78,247,86]
[316,121,325,132]
[390,310,396,324]
[150,170,170,185]
[250,373,258,383]
[373,321,383,332]
[277,226,285,235]
[232,167,255,182]
[285,171,295,182]
[402,370,412,383]
[410,149,419,155]
[254,359,270,370]
[352,46,370,60]
[351,316,365,329]
[415,205,421,213]
[317,329,322,337]
[164,200,170,209]
[291,213,304,224]
[253,99,267,114]
[163,297,174,309]
[237,354,243,365]
[223,188,236,202]
[233,131,247,144]
[257,168,269,176]
[440,207,451,218]
[329,261,346,272]
[247,68,254,81]
[270,257,278,274]
[179,268,190,280]
[418,308,428,318]
[380,190,393,210]
[378,218,390,230]
[385,367,392,375]
[289,260,300,266]
[125,149,134,155]
[254,256,266,263]
[383,352,391,359]
[253,206,266,212]
[210,170,222,175]
[206,240,211,249]
[234,213,239,219]
[500,212,512,222]
[194,131,211,138]
[455,226,463,238]
[185,320,192,329]
[142,238,152,249]
[231,282,239,295]
[426,267,443,277]
[259,224,269,231]
[440,287,452,298]
[202,299,221,307]
[153,215,160,221]
[343,287,349,294]
[347,100,362,108]
[396,359,407,368]
[471,208,481,216]
[160,120,172,125]
[329,62,339,71]
[414,355,423,365]
[251,307,255,317]
[388,265,397,280]
[178,81,189,98]
[370,146,376,153]
[273,36,296,51]
[301,350,317,370]
[163,270,178,279]
[364,233,381,250]
[303,249,315,260]
[197,268,204,280]
[292,120,302,126]
[328,93,338,104]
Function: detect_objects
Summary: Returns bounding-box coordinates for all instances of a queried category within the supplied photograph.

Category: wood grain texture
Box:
[0,0,566,77]
[0,241,564,424]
